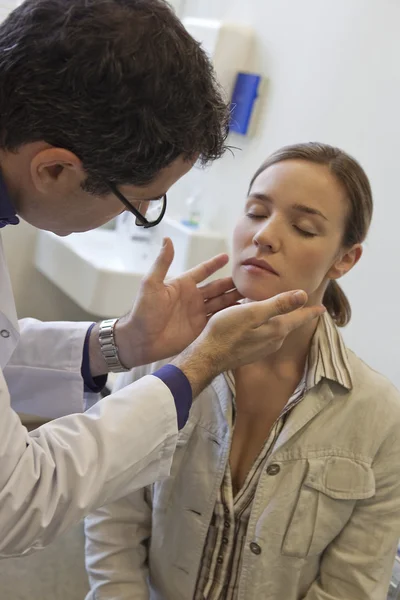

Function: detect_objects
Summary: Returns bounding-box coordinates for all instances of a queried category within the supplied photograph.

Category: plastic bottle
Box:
[182,191,202,229]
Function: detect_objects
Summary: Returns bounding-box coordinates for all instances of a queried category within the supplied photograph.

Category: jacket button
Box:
[266,463,280,476]
[217,556,223,564]
[0,329,10,338]
[250,542,262,555]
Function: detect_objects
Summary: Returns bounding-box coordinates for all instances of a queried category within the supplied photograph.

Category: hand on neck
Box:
[235,297,322,381]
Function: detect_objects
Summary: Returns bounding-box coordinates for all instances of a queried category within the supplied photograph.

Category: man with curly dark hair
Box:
[0,0,322,558]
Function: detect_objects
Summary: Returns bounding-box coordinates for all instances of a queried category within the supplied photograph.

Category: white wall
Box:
[165,0,400,389]
[3,0,400,388]
[0,0,13,21]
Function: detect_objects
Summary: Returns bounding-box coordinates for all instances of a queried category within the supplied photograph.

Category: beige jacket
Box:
[85,351,400,600]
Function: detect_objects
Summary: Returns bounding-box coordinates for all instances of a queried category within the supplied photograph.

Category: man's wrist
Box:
[113,316,141,370]
[90,319,137,377]
[172,339,220,399]
[98,318,130,373]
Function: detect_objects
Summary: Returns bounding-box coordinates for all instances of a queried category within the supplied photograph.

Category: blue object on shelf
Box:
[229,72,261,135]
[181,220,200,229]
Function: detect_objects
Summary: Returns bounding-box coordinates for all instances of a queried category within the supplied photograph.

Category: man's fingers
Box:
[205,288,243,315]
[200,276,237,300]
[187,254,230,285]
[273,290,308,316]
[206,301,243,322]
[146,237,174,282]
[274,305,326,334]
[245,290,308,327]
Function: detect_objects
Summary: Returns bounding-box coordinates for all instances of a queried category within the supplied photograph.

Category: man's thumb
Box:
[147,237,174,282]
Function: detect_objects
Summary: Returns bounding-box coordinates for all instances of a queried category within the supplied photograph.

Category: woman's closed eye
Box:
[245,201,319,237]
[293,224,318,238]
[246,209,269,219]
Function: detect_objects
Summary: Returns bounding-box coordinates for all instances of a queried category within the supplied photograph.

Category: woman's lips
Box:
[242,257,279,276]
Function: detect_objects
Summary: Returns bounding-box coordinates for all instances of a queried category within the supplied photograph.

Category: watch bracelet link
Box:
[98,318,129,373]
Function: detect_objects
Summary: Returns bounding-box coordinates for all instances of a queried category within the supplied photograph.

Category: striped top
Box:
[194,312,353,600]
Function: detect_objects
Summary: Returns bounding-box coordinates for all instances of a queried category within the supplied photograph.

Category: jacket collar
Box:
[307,312,353,391]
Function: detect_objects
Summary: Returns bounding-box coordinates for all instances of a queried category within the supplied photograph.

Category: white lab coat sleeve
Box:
[0,367,178,558]
[4,318,92,418]
[84,367,159,599]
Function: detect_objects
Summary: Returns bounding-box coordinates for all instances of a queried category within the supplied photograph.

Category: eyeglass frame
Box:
[107,180,167,228]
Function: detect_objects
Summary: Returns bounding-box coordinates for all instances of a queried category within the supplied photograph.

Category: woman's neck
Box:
[233,315,320,401]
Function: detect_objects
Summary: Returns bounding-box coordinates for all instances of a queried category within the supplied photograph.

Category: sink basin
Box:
[35,228,149,316]
[35,217,229,317]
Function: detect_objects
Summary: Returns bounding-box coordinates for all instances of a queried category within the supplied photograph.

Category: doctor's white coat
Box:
[0,233,178,557]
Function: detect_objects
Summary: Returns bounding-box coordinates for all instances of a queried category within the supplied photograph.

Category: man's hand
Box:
[172,290,326,398]
[89,238,242,375]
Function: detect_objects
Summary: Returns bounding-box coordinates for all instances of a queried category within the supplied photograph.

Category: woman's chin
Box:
[234,274,287,302]
[236,285,279,303]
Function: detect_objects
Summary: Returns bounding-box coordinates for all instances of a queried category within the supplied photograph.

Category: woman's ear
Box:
[327,244,363,281]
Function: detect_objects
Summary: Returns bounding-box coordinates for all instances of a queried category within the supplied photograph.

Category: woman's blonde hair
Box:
[249,142,373,327]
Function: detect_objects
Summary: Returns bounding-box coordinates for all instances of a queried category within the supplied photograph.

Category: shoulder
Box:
[346,348,400,421]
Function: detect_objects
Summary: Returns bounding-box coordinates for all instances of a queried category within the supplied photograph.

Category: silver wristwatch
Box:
[98,318,129,373]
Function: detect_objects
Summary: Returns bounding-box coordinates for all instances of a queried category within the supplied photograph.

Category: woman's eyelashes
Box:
[245,211,318,238]
[293,225,318,238]
[246,211,266,219]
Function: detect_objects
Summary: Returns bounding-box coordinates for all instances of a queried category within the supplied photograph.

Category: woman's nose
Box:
[253,219,280,252]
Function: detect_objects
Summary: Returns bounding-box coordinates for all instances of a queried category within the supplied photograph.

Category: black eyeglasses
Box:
[107,181,167,228]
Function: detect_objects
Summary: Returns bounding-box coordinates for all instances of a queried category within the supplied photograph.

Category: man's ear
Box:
[327,244,363,281]
[30,148,84,194]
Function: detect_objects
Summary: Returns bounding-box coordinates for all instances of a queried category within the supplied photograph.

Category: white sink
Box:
[35,217,229,317]
[35,228,149,316]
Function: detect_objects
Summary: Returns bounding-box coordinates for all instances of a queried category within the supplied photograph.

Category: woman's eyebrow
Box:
[292,203,328,221]
[248,193,328,221]
[247,192,272,203]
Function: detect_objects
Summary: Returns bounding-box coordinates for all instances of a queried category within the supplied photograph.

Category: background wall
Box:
[166,0,400,389]
[2,0,400,392]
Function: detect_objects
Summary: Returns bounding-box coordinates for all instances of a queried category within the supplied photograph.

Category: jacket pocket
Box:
[281,456,375,558]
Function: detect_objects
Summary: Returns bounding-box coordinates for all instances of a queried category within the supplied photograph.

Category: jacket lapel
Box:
[271,381,334,456]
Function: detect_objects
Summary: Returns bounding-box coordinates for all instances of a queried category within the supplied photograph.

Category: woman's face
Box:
[232,159,361,304]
